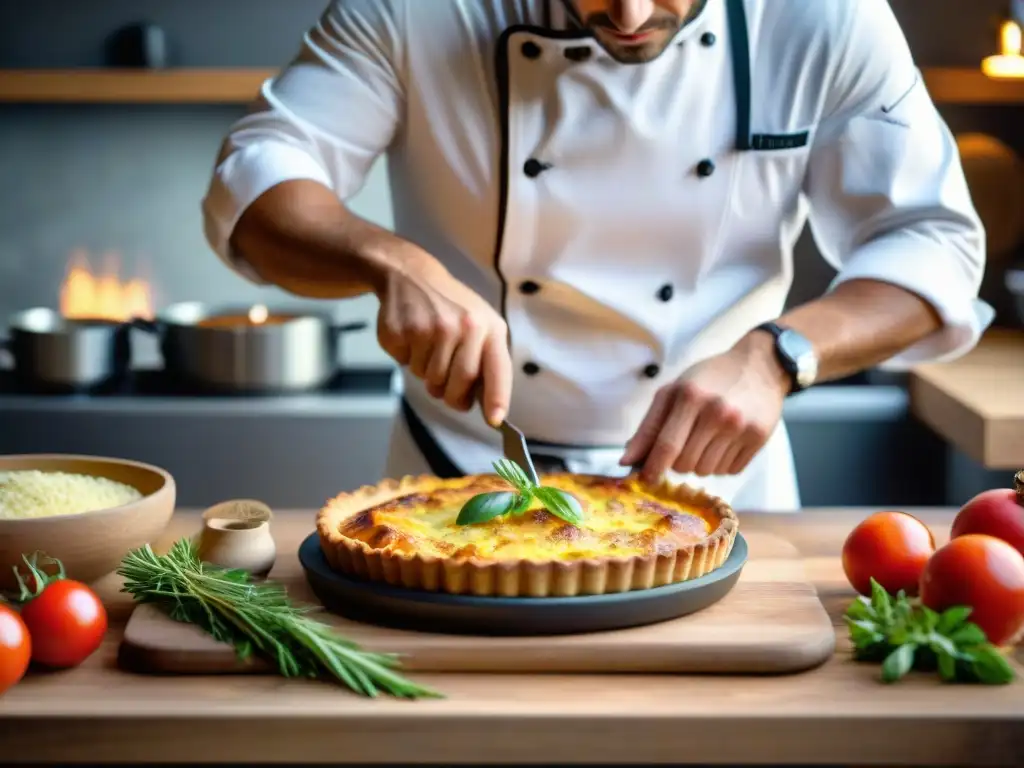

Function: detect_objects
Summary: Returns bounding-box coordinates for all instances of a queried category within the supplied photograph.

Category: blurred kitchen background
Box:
[1,0,1022,509]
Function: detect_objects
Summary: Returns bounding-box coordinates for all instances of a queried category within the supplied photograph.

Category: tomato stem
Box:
[12,551,66,603]
[1014,469,1023,506]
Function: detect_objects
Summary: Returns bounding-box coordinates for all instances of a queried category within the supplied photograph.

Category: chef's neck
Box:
[572,0,706,64]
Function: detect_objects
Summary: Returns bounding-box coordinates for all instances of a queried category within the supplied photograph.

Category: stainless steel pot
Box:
[0,308,132,392]
[133,302,367,393]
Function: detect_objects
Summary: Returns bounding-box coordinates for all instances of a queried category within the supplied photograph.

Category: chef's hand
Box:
[375,254,512,426]
[620,335,789,480]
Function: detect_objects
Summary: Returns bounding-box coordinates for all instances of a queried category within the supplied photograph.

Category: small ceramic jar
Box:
[197,517,276,577]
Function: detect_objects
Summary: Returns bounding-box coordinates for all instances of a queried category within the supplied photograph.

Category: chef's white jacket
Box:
[203,0,992,511]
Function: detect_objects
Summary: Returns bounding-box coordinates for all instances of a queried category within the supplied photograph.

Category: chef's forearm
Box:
[229,180,433,300]
[738,278,943,384]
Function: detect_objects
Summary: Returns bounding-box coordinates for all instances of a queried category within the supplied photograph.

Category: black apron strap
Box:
[400,397,465,479]
[725,0,752,151]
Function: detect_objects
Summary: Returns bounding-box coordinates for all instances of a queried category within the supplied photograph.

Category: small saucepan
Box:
[0,308,132,392]
[132,302,368,393]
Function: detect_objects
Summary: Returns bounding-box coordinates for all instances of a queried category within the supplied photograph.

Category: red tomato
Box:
[841,511,936,597]
[951,487,1024,558]
[19,579,107,668]
[920,534,1024,647]
[0,603,31,694]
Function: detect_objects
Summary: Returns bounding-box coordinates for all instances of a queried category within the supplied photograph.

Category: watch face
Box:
[777,330,818,389]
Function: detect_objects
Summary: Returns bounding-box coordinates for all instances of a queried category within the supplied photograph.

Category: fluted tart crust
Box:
[316,473,738,598]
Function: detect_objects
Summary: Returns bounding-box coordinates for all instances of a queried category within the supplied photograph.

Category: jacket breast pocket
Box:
[729,129,815,224]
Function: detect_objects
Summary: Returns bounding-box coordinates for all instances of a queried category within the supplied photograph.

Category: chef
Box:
[202,0,992,511]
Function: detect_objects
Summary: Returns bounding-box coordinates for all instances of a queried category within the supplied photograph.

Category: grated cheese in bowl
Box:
[0,470,143,520]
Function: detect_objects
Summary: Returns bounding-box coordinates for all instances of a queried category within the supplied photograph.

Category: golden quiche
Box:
[316,471,738,598]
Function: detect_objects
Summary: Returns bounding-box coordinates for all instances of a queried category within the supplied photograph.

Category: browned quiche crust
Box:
[316,473,738,598]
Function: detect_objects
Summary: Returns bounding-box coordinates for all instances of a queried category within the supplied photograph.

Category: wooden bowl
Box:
[0,454,176,592]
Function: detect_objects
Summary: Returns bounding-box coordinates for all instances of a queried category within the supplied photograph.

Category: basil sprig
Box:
[455,459,584,527]
[845,578,1016,685]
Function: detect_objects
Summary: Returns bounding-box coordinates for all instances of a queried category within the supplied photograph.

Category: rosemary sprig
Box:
[117,539,441,699]
[456,459,584,526]
[845,578,1016,685]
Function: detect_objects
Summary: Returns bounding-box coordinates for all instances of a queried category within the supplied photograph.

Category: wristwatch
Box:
[754,322,819,394]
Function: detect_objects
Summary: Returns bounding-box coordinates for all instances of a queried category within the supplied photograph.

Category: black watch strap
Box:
[754,321,801,394]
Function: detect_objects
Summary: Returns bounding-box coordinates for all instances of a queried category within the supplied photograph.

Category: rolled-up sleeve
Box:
[805,0,993,369]
[202,0,405,283]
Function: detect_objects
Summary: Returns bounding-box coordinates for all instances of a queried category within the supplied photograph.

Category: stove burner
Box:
[0,368,395,398]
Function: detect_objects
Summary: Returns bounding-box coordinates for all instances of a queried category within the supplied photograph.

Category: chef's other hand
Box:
[620,336,789,480]
[375,255,512,426]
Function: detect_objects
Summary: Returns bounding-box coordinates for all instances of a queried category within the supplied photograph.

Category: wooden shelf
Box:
[910,330,1024,470]
[921,67,1024,105]
[0,67,1022,105]
[0,68,274,104]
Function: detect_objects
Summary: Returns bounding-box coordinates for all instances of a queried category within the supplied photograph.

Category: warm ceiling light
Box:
[248,304,269,325]
[982,19,1024,79]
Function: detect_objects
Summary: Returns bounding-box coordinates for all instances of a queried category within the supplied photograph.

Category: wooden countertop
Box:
[1,509,1021,766]
[911,329,1024,470]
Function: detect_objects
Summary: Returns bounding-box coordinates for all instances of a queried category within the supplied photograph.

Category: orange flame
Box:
[59,249,154,322]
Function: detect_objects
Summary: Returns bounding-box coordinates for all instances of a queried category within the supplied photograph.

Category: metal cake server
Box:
[473,380,542,483]
[497,419,540,485]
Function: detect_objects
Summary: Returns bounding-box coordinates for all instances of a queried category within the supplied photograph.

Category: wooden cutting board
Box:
[118,528,835,675]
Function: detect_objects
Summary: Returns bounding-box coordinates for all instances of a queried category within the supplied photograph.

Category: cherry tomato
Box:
[0,603,31,694]
[20,579,107,668]
[920,534,1024,647]
[841,511,935,597]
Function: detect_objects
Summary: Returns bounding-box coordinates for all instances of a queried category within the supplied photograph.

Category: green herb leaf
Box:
[887,626,913,647]
[893,593,914,624]
[936,605,972,635]
[533,486,584,525]
[870,578,893,624]
[937,649,958,681]
[845,617,884,648]
[845,596,875,622]
[927,632,959,659]
[493,459,534,493]
[949,622,987,647]
[881,643,916,683]
[919,605,941,633]
[455,491,517,526]
[969,645,1016,686]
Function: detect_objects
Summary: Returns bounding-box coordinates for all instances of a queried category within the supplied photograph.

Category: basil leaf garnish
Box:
[493,458,533,492]
[456,461,586,526]
[533,486,583,526]
[456,491,516,526]
[510,493,533,515]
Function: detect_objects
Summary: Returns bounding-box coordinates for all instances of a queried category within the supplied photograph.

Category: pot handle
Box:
[129,317,164,334]
[329,320,368,340]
